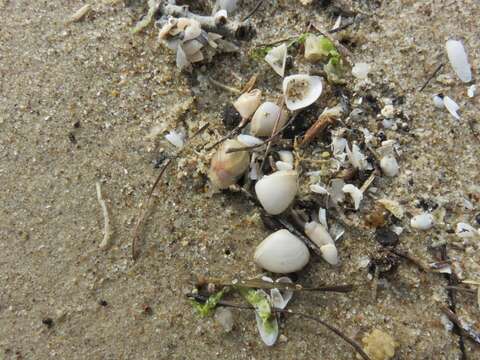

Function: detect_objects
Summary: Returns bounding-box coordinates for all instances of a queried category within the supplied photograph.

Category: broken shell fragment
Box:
[250,102,289,137]
[320,244,338,265]
[265,43,288,77]
[342,184,363,210]
[208,139,250,189]
[233,89,262,119]
[282,74,323,111]
[410,213,434,230]
[380,155,399,177]
[255,170,298,215]
[443,96,460,120]
[254,229,310,273]
[352,62,370,79]
[304,221,334,247]
[446,40,472,83]
[432,94,445,108]
[455,222,479,238]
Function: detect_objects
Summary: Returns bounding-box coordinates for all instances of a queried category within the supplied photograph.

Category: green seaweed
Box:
[191,289,227,318]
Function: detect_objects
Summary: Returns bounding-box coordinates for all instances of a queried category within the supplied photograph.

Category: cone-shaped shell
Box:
[255,170,298,215]
[250,102,289,137]
[208,139,250,189]
[304,221,334,248]
[254,229,310,273]
[233,89,262,119]
[283,74,323,111]
[265,43,287,77]
[320,244,338,265]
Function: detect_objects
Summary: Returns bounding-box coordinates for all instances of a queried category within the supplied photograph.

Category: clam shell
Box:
[304,221,334,248]
[233,89,262,119]
[250,102,289,137]
[446,40,472,83]
[254,229,310,273]
[208,139,250,189]
[255,170,298,215]
[283,74,323,111]
[265,43,287,77]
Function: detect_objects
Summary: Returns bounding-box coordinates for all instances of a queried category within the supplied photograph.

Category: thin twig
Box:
[187,294,371,360]
[132,124,209,260]
[328,19,356,34]
[96,181,112,249]
[242,0,265,22]
[441,305,480,345]
[389,248,431,272]
[208,76,241,94]
[419,63,444,92]
[205,119,249,151]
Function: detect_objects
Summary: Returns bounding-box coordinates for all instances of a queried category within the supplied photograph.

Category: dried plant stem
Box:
[389,248,431,272]
[419,63,444,92]
[205,119,249,151]
[300,115,336,147]
[187,294,371,360]
[96,182,112,249]
[208,77,241,94]
[132,124,209,260]
[242,0,265,22]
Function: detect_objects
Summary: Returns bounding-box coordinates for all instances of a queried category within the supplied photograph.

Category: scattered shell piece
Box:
[347,143,371,171]
[265,43,288,77]
[255,170,298,215]
[277,150,294,165]
[352,63,370,79]
[270,277,293,309]
[410,213,434,230]
[455,223,479,238]
[432,94,445,108]
[275,161,293,171]
[380,155,399,177]
[342,184,363,210]
[446,40,472,83]
[208,139,250,189]
[254,229,310,273]
[467,84,476,98]
[251,102,289,137]
[237,134,264,147]
[234,89,262,119]
[304,221,334,247]
[67,4,92,24]
[96,182,112,249]
[283,74,323,111]
[214,307,234,332]
[310,183,329,195]
[165,130,185,148]
[253,290,278,346]
[443,96,460,120]
[377,199,404,219]
[320,244,338,265]
[362,329,397,360]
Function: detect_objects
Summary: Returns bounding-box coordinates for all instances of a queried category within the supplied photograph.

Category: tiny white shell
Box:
[250,102,289,137]
[165,130,185,148]
[237,134,264,147]
[310,183,329,195]
[255,305,278,346]
[282,74,323,111]
[277,150,294,165]
[233,89,262,119]
[254,229,310,273]
[352,63,370,79]
[446,40,472,83]
[265,43,287,77]
[410,213,434,230]
[342,184,363,210]
[443,96,460,120]
[255,170,298,215]
[433,94,445,108]
[455,222,478,238]
[347,143,370,171]
[275,161,293,171]
[320,244,338,265]
[467,85,476,98]
[380,155,399,177]
[304,221,334,248]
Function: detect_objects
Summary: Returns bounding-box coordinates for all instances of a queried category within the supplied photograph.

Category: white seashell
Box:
[273,277,293,308]
[467,85,476,98]
[352,63,370,79]
[275,161,293,171]
[433,94,445,108]
[342,184,363,210]
[283,74,323,111]
[254,229,310,273]
[216,0,237,13]
[233,89,262,119]
[255,170,298,215]
[380,155,399,177]
[347,143,370,170]
[332,137,348,161]
[208,139,250,189]
[410,213,434,230]
[255,306,278,346]
[277,150,294,165]
[304,221,334,248]
[455,223,479,238]
[265,43,287,77]
[183,19,202,42]
[446,40,472,83]
[443,96,460,120]
[237,134,264,147]
[310,183,329,195]
[165,130,185,148]
[318,208,328,230]
[250,102,289,137]
[320,244,338,265]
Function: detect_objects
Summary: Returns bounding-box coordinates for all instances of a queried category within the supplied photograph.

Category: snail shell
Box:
[254,229,310,273]
[250,102,289,137]
[233,89,262,119]
[255,170,298,215]
[208,139,250,189]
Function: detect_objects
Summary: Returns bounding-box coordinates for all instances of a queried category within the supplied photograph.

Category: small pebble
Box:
[42,318,54,328]
[375,227,399,247]
[410,213,434,230]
